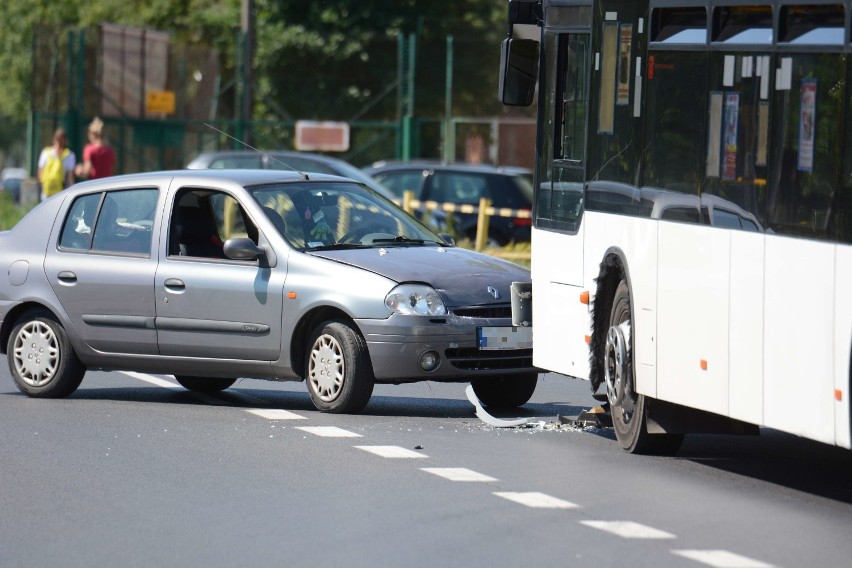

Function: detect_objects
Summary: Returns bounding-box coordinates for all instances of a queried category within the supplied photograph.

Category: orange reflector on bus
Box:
[584,335,591,345]
[836,389,843,401]
[580,291,590,305]
[700,359,708,371]
[287,292,297,299]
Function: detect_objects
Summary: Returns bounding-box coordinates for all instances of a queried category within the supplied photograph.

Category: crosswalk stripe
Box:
[493,492,579,509]
[580,520,676,539]
[355,445,429,458]
[671,550,774,568]
[246,409,307,420]
[420,467,497,482]
[295,426,362,438]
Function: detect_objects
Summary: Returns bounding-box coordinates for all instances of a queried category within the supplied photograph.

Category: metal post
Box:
[241,0,255,145]
[443,35,454,163]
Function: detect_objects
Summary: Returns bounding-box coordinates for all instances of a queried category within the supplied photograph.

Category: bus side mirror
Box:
[499,37,539,107]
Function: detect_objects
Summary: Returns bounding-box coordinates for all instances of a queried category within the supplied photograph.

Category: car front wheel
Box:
[305,319,374,413]
[7,309,85,398]
[470,373,538,409]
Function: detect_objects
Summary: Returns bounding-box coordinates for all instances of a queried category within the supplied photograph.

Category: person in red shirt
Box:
[75,117,116,180]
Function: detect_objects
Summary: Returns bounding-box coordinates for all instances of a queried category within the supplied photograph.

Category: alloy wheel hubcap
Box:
[13,321,59,387]
[309,334,344,402]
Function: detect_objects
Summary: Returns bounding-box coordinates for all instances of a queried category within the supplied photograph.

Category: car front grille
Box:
[451,305,512,319]
[444,347,533,371]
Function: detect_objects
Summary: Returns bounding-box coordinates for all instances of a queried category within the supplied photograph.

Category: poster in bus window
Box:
[723,92,739,180]
[798,80,816,172]
[616,24,633,106]
[598,23,618,134]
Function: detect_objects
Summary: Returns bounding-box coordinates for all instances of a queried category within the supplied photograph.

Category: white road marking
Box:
[420,467,497,482]
[493,491,579,509]
[355,445,429,458]
[671,550,774,568]
[580,520,676,539]
[295,426,362,438]
[246,408,307,420]
[120,371,179,389]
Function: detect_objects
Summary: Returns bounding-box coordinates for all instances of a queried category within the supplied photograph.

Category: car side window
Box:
[91,189,159,255]
[59,193,100,250]
[430,172,489,205]
[170,189,259,260]
[372,171,423,198]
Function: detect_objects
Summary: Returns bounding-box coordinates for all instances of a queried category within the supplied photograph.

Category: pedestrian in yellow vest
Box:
[38,128,76,201]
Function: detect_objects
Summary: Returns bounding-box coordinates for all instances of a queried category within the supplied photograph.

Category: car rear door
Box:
[44,186,163,355]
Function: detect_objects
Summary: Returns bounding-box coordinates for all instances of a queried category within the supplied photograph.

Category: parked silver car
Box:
[0,169,537,413]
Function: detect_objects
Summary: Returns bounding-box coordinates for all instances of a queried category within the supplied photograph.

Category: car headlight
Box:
[385,284,447,316]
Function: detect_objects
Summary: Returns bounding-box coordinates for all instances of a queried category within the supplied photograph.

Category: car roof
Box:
[64,168,351,195]
[187,149,345,168]
[365,160,531,176]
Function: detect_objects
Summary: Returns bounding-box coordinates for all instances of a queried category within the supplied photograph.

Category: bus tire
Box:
[606,280,683,455]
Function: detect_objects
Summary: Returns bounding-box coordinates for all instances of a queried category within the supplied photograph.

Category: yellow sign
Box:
[146,90,175,115]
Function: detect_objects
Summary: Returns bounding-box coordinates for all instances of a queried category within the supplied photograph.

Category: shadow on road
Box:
[677,429,852,504]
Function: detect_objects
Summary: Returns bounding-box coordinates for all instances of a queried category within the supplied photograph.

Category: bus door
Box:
[533,26,592,377]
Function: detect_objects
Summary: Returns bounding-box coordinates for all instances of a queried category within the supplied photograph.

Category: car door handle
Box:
[164,278,186,292]
[57,271,77,284]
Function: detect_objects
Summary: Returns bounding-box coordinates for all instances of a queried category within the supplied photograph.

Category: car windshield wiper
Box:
[306,242,372,251]
[370,236,437,246]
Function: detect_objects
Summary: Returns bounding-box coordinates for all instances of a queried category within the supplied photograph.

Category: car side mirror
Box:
[438,233,456,247]
[223,237,264,260]
[498,37,539,107]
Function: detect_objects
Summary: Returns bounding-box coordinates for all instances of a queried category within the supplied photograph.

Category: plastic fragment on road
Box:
[558,406,613,428]
[465,384,530,428]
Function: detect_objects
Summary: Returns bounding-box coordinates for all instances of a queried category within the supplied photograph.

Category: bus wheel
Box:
[605,280,682,455]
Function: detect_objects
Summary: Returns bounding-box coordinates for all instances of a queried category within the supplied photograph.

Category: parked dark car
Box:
[187,150,395,200]
[0,169,538,414]
[363,161,534,245]
[1,167,27,203]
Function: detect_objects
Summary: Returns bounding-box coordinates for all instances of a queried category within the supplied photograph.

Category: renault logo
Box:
[487,286,500,299]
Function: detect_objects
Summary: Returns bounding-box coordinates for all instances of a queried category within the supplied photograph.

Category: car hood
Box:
[308,246,529,307]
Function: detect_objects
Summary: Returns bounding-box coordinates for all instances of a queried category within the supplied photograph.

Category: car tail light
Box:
[511,215,533,228]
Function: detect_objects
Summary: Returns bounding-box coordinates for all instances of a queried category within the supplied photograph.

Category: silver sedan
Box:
[0,169,538,413]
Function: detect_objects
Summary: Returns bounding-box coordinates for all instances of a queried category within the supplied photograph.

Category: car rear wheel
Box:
[174,376,237,393]
[7,309,85,398]
[305,319,374,413]
[470,373,538,409]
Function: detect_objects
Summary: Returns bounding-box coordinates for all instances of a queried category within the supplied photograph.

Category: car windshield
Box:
[247,181,445,251]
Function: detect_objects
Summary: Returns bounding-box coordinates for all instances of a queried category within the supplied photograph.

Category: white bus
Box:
[500,0,852,453]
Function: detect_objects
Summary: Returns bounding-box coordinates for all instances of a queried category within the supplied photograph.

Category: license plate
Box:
[477,326,532,350]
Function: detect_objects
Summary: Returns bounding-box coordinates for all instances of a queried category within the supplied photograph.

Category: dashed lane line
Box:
[493,491,579,509]
[355,445,429,458]
[420,467,498,482]
[296,426,362,438]
[580,520,676,539]
[246,408,307,420]
[671,550,775,568]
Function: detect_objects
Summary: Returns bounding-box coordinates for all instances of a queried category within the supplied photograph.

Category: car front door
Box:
[154,187,286,361]
[45,187,163,355]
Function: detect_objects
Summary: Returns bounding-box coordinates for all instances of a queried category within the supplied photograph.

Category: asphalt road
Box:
[1,365,851,568]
